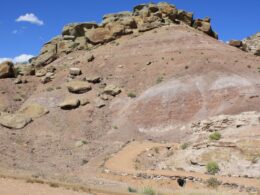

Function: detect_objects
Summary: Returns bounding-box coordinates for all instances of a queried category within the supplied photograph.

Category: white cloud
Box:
[0,58,12,63]
[0,54,34,64]
[16,13,44,26]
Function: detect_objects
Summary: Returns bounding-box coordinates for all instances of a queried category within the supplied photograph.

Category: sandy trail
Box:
[105,141,260,190]
[0,177,87,195]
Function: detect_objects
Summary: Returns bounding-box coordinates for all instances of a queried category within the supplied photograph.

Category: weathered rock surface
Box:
[85,75,101,83]
[69,67,81,76]
[59,97,80,109]
[16,64,35,76]
[242,32,260,56]
[66,80,92,94]
[0,112,32,129]
[229,33,260,56]
[103,85,121,96]
[0,61,15,79]
[62,22,98,37]
[18,103,49,119]
[229,40,243,48]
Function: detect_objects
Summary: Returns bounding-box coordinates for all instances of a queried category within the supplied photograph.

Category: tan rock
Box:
[85,27,114,45]
[229,40,243,48]
[0,112,32,129]
[79,97,90,106]
[177,10,193,26]
[62,22,98,37]
[103,84,121,96]
[85,75,101,83]
[18,103,49,119]
[66,80,92,94]
[59,97,80,109]
[16,64,35,76]
[0,61,15,79]
[69,68,81,76]
[35,69,47,77]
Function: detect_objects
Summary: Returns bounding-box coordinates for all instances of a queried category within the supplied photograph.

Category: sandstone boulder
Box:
[85,75,101,83]
[85,27,114,45]
[74,36,87,50]
[18,103,49,119]
[59,97,80,109]
[62,22,98,37]
[0,61,15,79]
[0,112,32,129]
[57,39,77,54]
[66,80,92,94]
[193,19,218,39]
[16,64,35,76]
[69,68,81,76]
[229,40,243,48]
[31,37,60,67]
[103,84,121,96]
[177,10,193,26]
[41,76,52,84]
[35,69,47,77]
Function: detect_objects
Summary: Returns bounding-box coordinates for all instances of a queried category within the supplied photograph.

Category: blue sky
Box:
[0,0,259,62]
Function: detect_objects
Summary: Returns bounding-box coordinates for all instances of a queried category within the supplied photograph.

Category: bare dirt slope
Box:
[0,22,260,194]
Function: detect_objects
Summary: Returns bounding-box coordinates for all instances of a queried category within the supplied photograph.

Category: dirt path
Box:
[105,141,260,190]
[0,177,88,195]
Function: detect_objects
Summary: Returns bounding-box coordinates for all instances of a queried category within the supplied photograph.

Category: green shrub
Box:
[206,161,220,175]
[206,177,221,188]
[128,92,137,98]
[209,132,221,141]
[128,187,137,193]
[181,143,189,150]
[156,76,164,84]
[143,187,156,195]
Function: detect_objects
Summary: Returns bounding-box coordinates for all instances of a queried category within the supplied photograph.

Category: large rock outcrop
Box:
[31,2,218,67]
[0,61,15,79]
[229,32,260,56]
[242,32,260,56]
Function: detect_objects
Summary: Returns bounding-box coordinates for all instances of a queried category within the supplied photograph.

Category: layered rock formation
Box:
[31,2,218,67]
[229,32,260,56]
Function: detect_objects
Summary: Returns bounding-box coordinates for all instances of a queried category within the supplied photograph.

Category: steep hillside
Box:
[0,2,259,195]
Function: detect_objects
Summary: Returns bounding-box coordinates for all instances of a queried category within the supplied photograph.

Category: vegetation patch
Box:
[206,161,220,175]
[128,186,138,193]
[156,76,164,84]
[206,177,221,188]
[181,143,189,150]
[143,187,156,195]
[209,131,221,141]
[128,92,137,98]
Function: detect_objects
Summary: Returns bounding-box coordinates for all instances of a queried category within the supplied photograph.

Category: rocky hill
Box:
[229,32,260,56]
[0,2,259,195]
[30,2,218,68]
